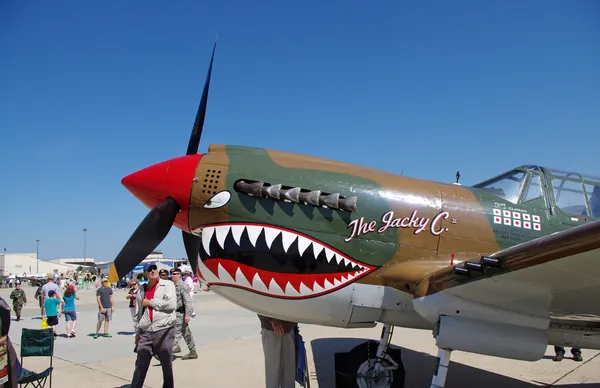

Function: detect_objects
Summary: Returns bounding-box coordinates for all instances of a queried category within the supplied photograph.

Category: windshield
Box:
[551,177,600,217]
[473,170,527,204]
[586,184,600,217]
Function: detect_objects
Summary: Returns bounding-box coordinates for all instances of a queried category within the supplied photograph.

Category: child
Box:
[43,290,61,336]
[62,284,79,338]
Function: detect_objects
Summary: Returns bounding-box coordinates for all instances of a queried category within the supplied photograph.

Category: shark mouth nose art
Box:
[195,223,376,299]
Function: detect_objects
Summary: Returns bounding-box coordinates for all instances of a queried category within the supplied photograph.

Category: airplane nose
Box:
[121,154,204,231]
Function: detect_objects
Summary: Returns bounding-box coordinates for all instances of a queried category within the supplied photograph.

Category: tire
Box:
[334,340,405,388]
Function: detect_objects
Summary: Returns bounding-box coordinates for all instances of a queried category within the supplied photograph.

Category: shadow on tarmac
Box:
[310,337,600,388]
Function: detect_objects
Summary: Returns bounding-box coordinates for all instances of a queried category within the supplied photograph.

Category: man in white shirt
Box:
[182,269,196,317]
[40,278,61,315]
[183,269,194,298]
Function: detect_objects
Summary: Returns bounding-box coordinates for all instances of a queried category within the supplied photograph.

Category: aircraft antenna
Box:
[455,171,461,185]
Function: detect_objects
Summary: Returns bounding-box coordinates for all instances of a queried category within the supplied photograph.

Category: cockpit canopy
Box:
[472,165,600,218]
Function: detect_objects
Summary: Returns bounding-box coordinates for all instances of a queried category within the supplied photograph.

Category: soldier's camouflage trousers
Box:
[174,312,195,351]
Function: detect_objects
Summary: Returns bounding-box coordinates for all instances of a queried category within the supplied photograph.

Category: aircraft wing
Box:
[421,219,600,326]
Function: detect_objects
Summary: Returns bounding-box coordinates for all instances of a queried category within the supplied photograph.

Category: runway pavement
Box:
[1,285,600,387]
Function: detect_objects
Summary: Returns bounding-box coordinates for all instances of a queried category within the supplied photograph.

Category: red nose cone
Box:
[121,154,204,231]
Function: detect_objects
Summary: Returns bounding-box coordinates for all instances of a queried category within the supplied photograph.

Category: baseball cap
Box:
[143,263,157,272]
[171,267,182,274]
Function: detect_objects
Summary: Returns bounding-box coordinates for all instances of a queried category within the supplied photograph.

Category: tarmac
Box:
[2,285,600,388]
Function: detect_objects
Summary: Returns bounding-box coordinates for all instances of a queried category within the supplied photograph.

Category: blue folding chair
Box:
[295,327,310,388]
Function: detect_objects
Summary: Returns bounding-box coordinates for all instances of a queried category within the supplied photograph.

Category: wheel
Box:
[334,340,405,388]
[355,354,398,388]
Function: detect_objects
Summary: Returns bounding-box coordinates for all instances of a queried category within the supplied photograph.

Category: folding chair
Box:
[295,326,311,388]
[16,328,54,387]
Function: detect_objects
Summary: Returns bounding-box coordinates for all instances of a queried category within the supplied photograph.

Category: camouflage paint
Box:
[188,144,231,228]
[222,145,398,268]
[187,145,597,298]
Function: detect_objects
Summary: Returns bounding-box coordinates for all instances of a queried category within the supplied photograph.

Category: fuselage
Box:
[121,144,590,330]
[185,145,578,329]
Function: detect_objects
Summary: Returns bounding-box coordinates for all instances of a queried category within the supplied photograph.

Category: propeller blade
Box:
[112,197,180,279]
[186,37,218,155]
[182,231,201,276]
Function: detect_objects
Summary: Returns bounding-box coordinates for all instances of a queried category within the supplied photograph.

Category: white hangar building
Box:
[0,253,79,277]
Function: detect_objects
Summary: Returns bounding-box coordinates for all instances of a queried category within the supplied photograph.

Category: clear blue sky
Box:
[1,0,599,262]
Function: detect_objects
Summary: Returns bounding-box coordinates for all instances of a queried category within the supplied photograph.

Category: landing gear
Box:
[334,324,405,388]
[430,346,452,388]
[357,324,399,388]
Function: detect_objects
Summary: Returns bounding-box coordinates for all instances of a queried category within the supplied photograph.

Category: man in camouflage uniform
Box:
[9,282,27,321]
[170,267,197,360]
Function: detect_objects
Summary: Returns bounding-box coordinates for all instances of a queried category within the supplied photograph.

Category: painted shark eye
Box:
[203,190,231,209]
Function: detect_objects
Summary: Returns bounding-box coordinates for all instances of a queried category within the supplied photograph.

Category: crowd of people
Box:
[4,266,203,387]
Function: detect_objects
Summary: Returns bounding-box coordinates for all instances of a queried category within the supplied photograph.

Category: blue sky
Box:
[1,0,599,262]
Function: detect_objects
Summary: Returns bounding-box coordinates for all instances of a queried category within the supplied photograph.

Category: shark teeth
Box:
[196,223,373,298]
[201,227,215,256]
[201,259,370,298]
[201,224,366,268]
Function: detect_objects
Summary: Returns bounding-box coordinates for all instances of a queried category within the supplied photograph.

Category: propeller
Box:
[110,38,218,281]
[186,36,217,156]
[112,198,180,278]
[181,36,218,276]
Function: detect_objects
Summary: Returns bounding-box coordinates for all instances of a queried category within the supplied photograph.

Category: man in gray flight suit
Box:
[171,267,197,360]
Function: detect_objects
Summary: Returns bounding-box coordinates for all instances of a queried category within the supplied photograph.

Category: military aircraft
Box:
[108,40,600,388]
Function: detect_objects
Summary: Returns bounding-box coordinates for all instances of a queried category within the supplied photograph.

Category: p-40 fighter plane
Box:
[108,41,600,388]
